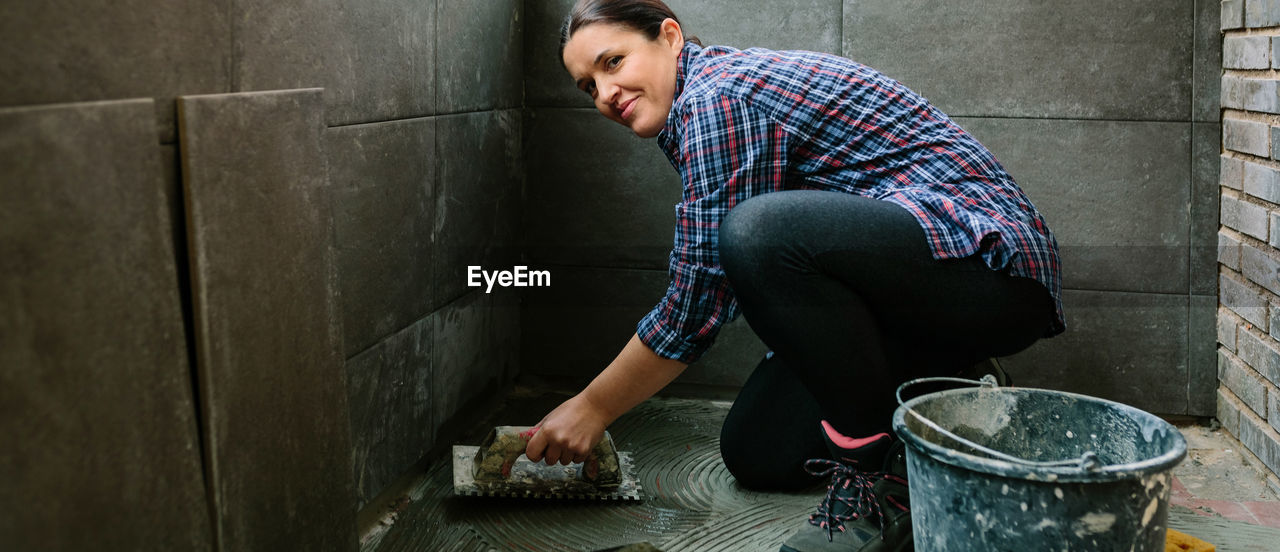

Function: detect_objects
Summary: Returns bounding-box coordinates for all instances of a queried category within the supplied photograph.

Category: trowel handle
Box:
[471,426,622,487]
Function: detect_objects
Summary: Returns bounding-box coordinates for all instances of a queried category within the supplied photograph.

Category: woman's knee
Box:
[720,195,768,269]
[719,354,827,491]
[719,193,796,277]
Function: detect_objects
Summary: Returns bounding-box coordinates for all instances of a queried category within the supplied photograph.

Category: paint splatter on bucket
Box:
[891,379,1186,552]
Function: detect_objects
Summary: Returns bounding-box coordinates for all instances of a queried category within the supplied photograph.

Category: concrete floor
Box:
[1164,424,1280,550]
[363,390,1280,552]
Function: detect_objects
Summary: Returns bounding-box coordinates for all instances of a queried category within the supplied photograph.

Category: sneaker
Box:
[778,421,912,552]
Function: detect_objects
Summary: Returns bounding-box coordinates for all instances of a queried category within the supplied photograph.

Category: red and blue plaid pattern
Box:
[637,43,1065,363]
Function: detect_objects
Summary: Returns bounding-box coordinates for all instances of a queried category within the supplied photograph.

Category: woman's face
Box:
[562,20,684,138]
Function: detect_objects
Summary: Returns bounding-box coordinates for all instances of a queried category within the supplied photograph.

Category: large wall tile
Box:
[956,117,1192,294]
[524,108,680,268]
[328,118,437,356]
[438,0,523,112]
[1193,122,1222,295]
[520,266,760,383]
[843,0,1193,120]
[0,2,231,143]
[436,110,524,306]
[525,0,843,107]
[178,89,356,551]
[1194,0,1223,122]
[999,290,1189,416]
[347,315,433,509]
[234,0,435,126]
[665,0,841,53]
[524,0,585,108]
[1190,294,1218,416]
[0,100,211,550]
[521,266,669,380]
[433,290,522,434]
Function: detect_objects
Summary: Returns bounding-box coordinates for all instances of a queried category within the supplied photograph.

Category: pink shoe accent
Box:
[821,420,889,450]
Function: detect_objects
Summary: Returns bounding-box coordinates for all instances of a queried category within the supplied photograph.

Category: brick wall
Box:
[1218,0,1280,487]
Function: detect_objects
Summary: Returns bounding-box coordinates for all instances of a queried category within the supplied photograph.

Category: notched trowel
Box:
[452,426,642,500]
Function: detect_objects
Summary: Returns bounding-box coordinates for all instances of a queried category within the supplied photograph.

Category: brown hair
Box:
[558,0,700,63]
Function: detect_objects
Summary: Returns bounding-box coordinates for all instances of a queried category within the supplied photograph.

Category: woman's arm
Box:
[526,99,786,465]
[525,333,687,465]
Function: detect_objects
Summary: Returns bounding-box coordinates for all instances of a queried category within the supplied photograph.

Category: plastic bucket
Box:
[890,378,1187,552]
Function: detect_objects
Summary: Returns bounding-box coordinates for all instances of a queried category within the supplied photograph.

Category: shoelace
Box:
[803,458,907,542]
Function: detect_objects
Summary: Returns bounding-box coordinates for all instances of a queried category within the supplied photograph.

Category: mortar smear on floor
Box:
[363,393,1280,552]
[365,396,822,552]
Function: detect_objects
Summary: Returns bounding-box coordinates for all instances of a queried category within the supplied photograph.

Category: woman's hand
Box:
[525,394,609,465]
[523,334,687,465]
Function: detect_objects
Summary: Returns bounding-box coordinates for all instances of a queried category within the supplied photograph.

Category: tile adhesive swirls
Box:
[367,397,821,552]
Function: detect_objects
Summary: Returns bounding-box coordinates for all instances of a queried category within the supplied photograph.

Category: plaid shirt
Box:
[637,43,1065,363]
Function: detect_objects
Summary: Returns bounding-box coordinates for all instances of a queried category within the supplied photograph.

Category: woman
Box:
[525,1,1064,550]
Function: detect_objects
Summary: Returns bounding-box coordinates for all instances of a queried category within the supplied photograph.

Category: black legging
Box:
[716,190,1055,490]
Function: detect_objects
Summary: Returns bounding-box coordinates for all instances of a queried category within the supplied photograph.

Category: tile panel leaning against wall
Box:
[1218,0,1280,486]
[178,88,356,552]
[0,99,213,551]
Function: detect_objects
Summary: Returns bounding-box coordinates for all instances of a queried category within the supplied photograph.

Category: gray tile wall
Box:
[0,2,232,142]
[842,1,1194,121]
[0,0,523,138]
[330,1,525,510]
[520,0,1221,417]
[0,0,525,544]
[330,106,525,507]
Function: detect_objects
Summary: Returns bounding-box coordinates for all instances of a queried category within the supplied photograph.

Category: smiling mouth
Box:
[619,98,637,120]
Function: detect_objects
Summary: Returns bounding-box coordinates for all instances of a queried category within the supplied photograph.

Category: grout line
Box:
[229,0,238,94]
[838,0,845,58]
[325,106,523,130]
[429,0,442,453]
[1190,0,1201,411]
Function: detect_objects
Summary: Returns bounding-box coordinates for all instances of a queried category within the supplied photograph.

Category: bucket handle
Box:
[895,377,1103,473]
[895,375,998,406]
